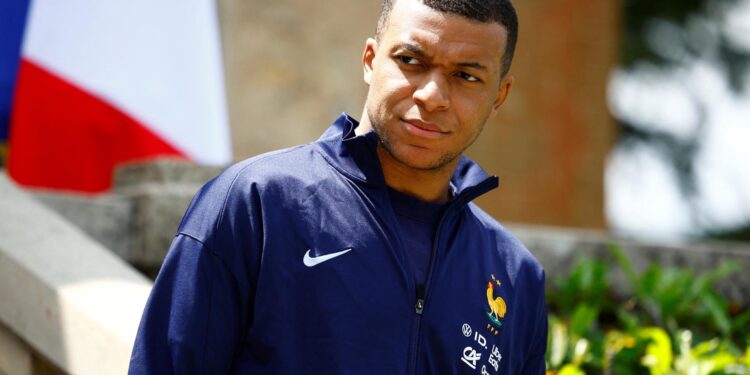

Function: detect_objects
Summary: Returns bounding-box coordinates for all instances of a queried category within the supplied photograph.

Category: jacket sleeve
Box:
[128,234,244,374]
[521,272,549,375]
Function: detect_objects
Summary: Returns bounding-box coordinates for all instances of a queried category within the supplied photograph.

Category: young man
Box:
[129,0,547,373]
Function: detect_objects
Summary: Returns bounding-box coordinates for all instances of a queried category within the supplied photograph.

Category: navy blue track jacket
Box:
[129,114,548,374]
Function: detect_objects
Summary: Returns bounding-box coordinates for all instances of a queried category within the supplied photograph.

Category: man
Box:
[129,0,547,373]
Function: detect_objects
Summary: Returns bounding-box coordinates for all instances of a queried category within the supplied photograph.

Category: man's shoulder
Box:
[221,143,321,183]
[177,142,334,239]
[207,138,343,194]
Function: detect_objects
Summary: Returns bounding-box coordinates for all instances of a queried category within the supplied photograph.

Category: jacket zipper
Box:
[407,205,452,374]
[415,284,426,314]
[405,178,499,374]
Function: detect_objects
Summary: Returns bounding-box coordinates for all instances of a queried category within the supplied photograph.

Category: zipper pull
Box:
[415,285,425,315]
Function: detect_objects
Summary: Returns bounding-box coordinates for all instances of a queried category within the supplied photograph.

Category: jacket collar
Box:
[315,113,499,203]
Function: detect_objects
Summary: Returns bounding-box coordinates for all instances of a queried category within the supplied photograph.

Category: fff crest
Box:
[485,274,506,335]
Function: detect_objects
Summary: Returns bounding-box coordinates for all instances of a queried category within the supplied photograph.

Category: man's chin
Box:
[391,150,458,173]
[375,135,458,172]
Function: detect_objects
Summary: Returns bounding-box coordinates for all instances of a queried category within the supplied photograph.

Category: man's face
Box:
[363,0,513,172]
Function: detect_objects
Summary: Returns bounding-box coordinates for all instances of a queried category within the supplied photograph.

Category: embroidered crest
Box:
[485,274,506,335]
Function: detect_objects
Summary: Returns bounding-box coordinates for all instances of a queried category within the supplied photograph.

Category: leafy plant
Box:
[610,245,742,341]
[546,244,749,374]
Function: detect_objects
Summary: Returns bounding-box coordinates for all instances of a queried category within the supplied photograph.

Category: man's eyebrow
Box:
[396,43,488,71]
[457,62,488,71]
[397,43,429,58]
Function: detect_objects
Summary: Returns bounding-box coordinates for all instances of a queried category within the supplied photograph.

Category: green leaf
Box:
[609,244,639,291]
[642,265,662,298]
[570,304,600,338]
[701,293,731,336]
[616,308,641,332]
[731,309,750,332]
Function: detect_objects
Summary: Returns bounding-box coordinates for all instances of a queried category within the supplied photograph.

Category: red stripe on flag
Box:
[8,59,187,192]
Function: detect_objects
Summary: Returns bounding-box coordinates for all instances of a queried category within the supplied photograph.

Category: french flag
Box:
[5,0,231,193]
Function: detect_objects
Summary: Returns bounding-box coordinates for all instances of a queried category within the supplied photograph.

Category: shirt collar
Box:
[315,113,499,203]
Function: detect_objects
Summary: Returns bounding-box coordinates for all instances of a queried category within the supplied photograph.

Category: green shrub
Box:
[546,245,750,374]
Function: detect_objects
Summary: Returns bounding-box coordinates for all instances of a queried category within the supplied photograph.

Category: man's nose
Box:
[413,74,450,112]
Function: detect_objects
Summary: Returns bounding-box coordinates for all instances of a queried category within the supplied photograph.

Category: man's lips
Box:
[401,119,448,139]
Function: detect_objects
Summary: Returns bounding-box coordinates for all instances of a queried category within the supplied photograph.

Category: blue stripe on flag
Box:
[0,0,31,142]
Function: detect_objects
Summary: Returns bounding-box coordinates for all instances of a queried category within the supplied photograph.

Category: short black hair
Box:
[376,0,519,77]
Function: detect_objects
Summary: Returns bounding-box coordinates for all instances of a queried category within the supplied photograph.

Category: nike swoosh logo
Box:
[303,248,352,267]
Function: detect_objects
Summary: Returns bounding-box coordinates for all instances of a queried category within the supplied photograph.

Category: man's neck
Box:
[376,144,456,204]
[356,111,456,203]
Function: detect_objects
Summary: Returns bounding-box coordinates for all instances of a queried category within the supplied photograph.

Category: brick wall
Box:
[470,0,620,228]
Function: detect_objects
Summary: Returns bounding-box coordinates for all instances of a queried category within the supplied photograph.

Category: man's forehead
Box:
[383,0,507,33]
[382,0,507,50]
[383,8,506,68]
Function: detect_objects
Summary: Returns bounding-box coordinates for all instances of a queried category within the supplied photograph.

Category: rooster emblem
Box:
[486,280,506,328]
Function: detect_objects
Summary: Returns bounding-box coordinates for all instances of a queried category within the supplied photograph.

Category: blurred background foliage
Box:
[545,246,750,374]
[622,0,750,84]
[613,0,750,241]
[551,1,750,371]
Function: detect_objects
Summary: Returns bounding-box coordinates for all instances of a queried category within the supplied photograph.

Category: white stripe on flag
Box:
[22,0,231,165]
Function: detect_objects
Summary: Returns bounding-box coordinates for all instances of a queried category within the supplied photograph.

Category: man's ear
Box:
[363,38,378,85]
[489,75,514,118]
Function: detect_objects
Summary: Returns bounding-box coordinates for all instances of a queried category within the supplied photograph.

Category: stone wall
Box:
[471,0,620,229]
[32,159,220,278]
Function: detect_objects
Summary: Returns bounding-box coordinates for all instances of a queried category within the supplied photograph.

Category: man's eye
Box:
[457,72,479,82]
[398,56,420,65]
